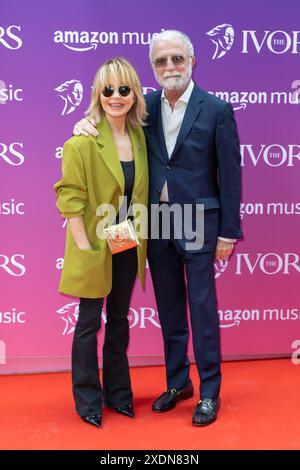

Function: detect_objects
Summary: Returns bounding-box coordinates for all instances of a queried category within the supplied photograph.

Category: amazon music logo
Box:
[54,30,119,51]
[240,202,300,217]
[0,82,23,104]
[0,308,26,324]
[53,30,163,52]
[0,199,25,216]
[208,87,299,111]
[219,307,300,329]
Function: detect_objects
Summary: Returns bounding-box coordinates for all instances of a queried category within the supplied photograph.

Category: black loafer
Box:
[82,414,102,428]
[192,398,220,426]
[152,381,194,412]
[114,404,135,418]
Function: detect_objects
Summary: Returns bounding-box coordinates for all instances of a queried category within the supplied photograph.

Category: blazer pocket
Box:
[71,244,105,274]
[189,127,211,136]
[74,246,99,254]
[195,197,220,210]
[61,242,111,298]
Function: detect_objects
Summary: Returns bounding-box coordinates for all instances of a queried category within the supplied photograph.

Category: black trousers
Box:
[71,248,138,417]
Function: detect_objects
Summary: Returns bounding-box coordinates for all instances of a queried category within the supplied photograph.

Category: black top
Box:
[121,160,135,195]
[115,160,135,223]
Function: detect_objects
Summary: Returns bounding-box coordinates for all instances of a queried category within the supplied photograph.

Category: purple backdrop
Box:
[1,0,300,373]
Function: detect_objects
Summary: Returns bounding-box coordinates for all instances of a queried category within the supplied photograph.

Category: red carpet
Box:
[0,359,299,450]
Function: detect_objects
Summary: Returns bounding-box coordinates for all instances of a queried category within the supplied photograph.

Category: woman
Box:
[54,58,148,428]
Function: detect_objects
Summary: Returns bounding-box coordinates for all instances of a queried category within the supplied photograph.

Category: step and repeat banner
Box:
[1,0,300,373]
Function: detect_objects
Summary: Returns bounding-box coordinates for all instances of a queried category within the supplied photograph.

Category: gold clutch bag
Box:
[103,218,139,254]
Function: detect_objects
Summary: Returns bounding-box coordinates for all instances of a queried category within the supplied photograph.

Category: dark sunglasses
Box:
[102,85,131,97]
[152,54,190,69]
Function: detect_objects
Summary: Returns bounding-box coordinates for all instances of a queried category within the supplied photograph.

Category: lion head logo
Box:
[54,79,83,116]
[214,258,229,279]
[206,24,235,59]
[56,302,79,335]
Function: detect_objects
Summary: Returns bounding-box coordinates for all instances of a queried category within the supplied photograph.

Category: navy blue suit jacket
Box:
[144,83,243,242]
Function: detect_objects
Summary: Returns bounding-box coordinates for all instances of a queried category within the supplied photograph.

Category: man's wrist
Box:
[218,237,236,243]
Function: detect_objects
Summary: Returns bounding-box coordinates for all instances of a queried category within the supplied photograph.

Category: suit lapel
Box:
[149,91,169,161]
[157,96,169,161]
[96,117,124,192]
[170,85,205,160]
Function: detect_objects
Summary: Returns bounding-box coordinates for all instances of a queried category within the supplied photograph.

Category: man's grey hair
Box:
[149,30,195,61]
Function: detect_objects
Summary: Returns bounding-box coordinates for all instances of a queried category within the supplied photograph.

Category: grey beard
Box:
[155,66,193,92]
[161,77,186,91]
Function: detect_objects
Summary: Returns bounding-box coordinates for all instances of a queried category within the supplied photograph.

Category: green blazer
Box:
[54,117,149,298]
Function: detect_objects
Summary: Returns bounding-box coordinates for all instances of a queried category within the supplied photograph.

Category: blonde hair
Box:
[86,57,147,128]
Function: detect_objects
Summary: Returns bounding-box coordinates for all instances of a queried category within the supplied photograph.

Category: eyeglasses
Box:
[102,85,131,98]
[152,55,191,69]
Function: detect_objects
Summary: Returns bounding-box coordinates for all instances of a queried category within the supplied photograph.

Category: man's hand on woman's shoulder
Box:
[73,117,99,137]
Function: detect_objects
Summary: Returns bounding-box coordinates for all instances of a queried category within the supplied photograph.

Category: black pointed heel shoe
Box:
[114,404,135,418]
[82,414,102,428]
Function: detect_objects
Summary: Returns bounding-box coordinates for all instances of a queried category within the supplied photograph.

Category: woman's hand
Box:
[68,216,92,250]
[77,242,92,251]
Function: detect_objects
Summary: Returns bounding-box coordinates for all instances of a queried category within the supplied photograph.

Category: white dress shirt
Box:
[160,79,194,202]
[159,80,235,243]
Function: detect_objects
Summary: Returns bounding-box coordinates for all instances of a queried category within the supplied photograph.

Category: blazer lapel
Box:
[96,117,124,192]
[157,96,169,161]
[170,85,205,160]
[149,91,169,161]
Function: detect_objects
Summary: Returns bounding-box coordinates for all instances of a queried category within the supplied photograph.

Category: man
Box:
[73,30,243,426]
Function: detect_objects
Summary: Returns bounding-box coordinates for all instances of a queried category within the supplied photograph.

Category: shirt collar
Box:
[161,79,194,105]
